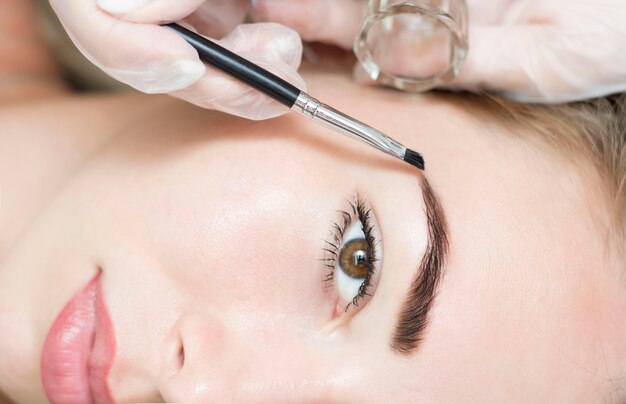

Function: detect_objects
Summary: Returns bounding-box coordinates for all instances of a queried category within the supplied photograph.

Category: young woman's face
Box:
[1,71,624,403]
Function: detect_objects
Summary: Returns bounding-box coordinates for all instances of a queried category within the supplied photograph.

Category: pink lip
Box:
[41,272,116,404]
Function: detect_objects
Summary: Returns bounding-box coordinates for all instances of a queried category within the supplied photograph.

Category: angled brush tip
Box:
[403,149,425,170]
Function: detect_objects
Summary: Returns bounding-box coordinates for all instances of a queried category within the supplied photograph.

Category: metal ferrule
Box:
[291,92,407,160]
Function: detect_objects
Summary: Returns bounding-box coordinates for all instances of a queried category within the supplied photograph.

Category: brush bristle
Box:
[403,149,425,170]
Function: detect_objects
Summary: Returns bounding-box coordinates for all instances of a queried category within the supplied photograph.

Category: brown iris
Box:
[339,238,369,278]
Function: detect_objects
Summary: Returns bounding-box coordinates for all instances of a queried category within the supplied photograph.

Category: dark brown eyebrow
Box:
[390,177,449,355]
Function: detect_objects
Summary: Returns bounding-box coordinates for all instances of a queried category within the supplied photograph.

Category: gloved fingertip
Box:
[352,63,376,86]
[174,59,207,86]
[139,59,206,93]
[287,71,307,93]
[247,102,290,121]
[97,0,149,15]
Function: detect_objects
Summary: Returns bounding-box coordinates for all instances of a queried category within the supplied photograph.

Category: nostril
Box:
[163,332,185,381]
[177,341,185,370]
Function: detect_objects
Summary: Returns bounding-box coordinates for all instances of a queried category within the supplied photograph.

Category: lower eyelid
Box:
[335,267,365,307]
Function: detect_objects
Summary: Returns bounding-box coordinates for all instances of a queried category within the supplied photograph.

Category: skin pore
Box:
[1,63,625,402]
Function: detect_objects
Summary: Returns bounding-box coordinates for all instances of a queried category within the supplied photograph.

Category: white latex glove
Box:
[251,0,626,103]
[49,0,306,120]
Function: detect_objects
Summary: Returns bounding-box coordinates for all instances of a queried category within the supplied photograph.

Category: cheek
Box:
[128,179,333,327]
[203,215,317,310]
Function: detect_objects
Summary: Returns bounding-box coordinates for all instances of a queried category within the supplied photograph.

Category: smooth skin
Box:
[1,3,625,403]
[1,69,626,404]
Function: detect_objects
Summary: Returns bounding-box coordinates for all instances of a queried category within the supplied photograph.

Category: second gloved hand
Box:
[251,0,626,103]
[49,0,306,120]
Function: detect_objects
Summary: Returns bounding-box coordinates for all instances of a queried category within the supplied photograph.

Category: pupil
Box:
[339,238,370,279]
[354,250,367,266]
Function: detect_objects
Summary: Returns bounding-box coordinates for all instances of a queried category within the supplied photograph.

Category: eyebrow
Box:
[390,177,449,355]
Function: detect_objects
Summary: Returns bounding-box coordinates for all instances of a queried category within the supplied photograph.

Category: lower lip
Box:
[41,272,115,403]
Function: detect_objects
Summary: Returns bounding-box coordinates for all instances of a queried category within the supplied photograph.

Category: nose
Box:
[158,312,332,403]
[159,312,231,403]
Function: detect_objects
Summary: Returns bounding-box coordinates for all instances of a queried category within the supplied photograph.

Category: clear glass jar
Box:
[354,0,469,92]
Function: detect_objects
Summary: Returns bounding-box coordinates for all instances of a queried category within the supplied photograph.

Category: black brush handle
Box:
[163,23,302,108]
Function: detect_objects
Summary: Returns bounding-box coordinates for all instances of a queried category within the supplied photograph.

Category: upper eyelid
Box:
[332,195,363,239]
[336,210,352,236]
[348,199,357,215]
[325,195,379,250]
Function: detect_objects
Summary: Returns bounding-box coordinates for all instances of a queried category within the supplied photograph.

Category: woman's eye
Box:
[323,196,382,317]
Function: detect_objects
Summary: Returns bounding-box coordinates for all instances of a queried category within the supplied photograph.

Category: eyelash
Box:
[322,196,380,312]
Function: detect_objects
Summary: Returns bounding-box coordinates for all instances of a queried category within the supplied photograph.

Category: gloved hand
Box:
[251,0,626,103]
[49,0,306,120]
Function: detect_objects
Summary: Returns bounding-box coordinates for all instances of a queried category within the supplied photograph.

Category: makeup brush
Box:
[163,23,425,171]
